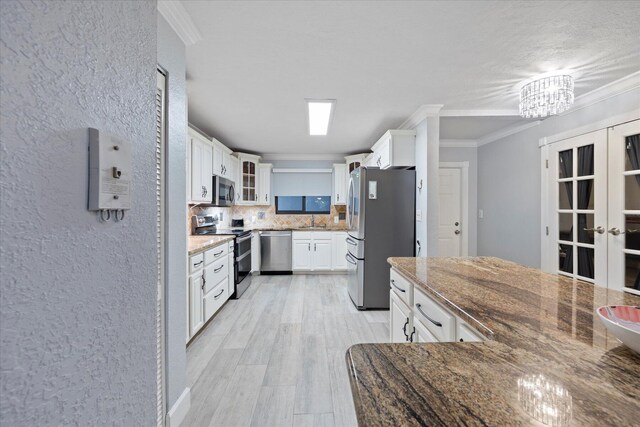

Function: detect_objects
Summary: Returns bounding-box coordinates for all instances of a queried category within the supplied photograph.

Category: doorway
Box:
[543,119,640,295]
[438,162,469,256]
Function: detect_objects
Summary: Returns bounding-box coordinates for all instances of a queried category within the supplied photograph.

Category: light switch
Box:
[368,181,377,199]
[416,209,422,221]
[478,209,484,219]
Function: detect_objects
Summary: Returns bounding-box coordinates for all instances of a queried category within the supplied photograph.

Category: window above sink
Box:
[275,196,331,214]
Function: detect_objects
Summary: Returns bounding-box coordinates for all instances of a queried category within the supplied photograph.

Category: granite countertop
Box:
[347,256,640,426]
[188,235,235,255]
[242,226,348,232]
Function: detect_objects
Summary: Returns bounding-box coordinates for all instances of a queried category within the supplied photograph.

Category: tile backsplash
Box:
[188,204,346,233]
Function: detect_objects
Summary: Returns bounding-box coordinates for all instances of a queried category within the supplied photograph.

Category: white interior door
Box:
[438,167,463,256]
[607,120,640,295]
[549,130,608,284]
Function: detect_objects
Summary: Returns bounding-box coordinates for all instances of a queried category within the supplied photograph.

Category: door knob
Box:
[584,226,605,234]
[608,227,621,236]
[454,230,461,235]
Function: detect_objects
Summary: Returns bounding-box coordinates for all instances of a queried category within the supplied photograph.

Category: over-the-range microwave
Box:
[212,175,235,207]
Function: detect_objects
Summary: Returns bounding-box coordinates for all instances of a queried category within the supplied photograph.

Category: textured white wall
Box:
[157,14,188,411]
[0,1,157,425]
[478,88,640,268]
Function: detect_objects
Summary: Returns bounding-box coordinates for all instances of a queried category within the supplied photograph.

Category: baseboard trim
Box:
[167,387,191,427]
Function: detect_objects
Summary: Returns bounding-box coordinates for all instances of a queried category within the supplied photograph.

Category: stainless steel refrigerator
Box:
[345,167,415,309]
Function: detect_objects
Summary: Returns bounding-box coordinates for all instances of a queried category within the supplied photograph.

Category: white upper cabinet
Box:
[370,130,416,169]
[345,153,367,176]
[236,153,260,204]
[212,138,233,178]
[333,163,347,205]
[189,129,213,203]
[258,163,272,205]
[228,155,239,187]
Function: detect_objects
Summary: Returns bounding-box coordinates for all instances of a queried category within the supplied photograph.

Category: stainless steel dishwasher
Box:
[260,231,292,273]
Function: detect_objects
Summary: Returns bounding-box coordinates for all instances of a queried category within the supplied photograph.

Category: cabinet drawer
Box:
[203,277,229,321]
[205,244,228,265]
[413,317,438,343]
[189,253,204,273]
[456,322,484,343]
[413,288,455,342]
[390,268,413,308]
[292,231,312,240]
[203,257,227,294]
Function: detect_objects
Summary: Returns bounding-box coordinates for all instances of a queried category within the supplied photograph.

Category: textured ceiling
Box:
[440,116,527,140]
[183,0,640,154]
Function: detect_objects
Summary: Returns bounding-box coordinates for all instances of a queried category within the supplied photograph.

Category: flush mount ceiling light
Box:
[519,74,574,118]
[306,99,336,136]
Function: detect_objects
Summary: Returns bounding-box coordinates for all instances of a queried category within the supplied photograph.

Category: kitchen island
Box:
[346,257,640,426]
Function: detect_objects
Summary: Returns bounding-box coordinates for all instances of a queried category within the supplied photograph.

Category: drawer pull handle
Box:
[214,250,224,257]
[213,289,225,299]
[402,318,410,341]
[390,279,406,293]
[193,260,203,267]
[416,303,442,327]
[409,327,416,343]
[214,265,224,273]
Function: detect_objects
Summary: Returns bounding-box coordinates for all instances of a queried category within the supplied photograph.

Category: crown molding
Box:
[561,71,640,116]
[440,139,478,148]
[158,1,202,46]
[398,104,444,129]
[260,153,345,162]
[440,109,520,117]
[477,120,541,146]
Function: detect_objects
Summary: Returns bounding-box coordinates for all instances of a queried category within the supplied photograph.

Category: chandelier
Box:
[519,75,574,118]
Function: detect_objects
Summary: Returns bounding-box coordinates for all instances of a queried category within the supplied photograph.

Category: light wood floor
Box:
[183,274,390,427]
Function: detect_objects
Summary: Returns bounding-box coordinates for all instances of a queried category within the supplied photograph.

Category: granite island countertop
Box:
[346,256,640,426]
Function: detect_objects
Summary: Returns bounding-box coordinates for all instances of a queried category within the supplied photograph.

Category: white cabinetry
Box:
[312,235,332,270]
[189,129,213,203]
[258,163,272,205]
[212,138,233,179]
[390,291,412,343]
[345,153,367,175]
[389,267,484,343]
[291,232,329,271]
[187,242,232,341]
[236,153,261,204]
[251,231,261,273]
[333,164,347,205]
[292,238,312,270]
[369,130,416,169]
[331,232,348,270]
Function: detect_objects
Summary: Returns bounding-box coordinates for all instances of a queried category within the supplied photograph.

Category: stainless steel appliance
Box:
[191,215,252,298]
[260,231,292,273]
[212,176,235,207]
[346,167,415,309]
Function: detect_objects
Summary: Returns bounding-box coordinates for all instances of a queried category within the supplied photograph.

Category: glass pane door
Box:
[608,120,640,296]
[550,129,607,284]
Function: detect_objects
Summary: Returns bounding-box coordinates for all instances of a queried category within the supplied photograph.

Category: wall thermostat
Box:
[88,128,132,212]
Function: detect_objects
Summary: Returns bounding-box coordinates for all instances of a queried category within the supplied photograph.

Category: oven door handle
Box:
[236,234,251,243]
[236,250,251,263]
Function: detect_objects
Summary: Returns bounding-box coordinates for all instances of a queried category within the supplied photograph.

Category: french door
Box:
[547,119,640,295]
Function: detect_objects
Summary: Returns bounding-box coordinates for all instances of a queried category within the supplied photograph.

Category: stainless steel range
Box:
[191,215,252,298]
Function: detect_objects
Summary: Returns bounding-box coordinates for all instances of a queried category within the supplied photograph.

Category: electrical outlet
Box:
[334,216,339,224]
[258,211,265,220]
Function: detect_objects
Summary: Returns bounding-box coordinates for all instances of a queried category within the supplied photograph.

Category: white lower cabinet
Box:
[189,273,205,337]
[390,291,412,343]
[311,237,332,270]
[292,238,312,270]
[389,267,484,344]
[251,231,261,273]
[412,317,439,343]
[187,242,232,341]
[292,231,345,272]
[332,232,348,270]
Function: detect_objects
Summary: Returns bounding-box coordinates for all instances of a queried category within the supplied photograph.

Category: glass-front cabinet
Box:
[236,153,261,204]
